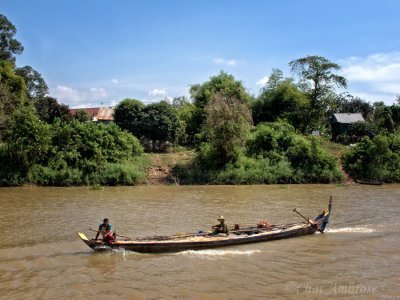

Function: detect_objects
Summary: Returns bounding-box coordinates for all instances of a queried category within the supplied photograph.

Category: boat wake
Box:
[176,249,261,256]
[325,226,375,233]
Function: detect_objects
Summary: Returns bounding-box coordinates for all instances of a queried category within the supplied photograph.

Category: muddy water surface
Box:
[0,185,399,299]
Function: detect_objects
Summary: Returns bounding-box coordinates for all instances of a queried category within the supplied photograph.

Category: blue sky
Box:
[3,0,400,108]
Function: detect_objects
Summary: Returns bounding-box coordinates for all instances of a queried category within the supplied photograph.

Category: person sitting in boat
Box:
[211,216,229,236]
[95,218,115,243]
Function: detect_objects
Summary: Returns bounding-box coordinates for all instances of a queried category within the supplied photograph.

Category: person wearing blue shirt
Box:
[95,218,114,242]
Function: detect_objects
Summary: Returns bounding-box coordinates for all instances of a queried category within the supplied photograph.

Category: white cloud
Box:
[54,86,81,103]
[213,58,225,64]
[349,92,396,105]
[149,88,167,97]
[89,87,107,98]
[111,78,119,84]
[340,51,400,104]
[256,75,269,87]
[53,85,108,104]
[72,104,94,109]
[212,57,237,66]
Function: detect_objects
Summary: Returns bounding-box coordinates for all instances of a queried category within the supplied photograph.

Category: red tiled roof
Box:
[70,107,100,116]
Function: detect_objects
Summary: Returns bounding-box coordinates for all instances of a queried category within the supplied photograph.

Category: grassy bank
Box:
[142,140,349,186]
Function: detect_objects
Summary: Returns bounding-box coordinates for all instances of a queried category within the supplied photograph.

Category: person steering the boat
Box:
[211,216,229,236]
[95,218,115,243]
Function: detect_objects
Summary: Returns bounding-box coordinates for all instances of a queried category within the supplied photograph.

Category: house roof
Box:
[96,106,114,121]
[70,107,100,117]
[69,107,115,121]
[332,113,364,124]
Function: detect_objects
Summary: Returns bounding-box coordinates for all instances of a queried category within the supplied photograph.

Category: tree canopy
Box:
[74,110,92,122]
[15,65,49,101]
[253,71,309,131]
[0,60,26,116]
[332,93,373,119]
[140,100,182,147]
[189,71,252,135]
[342,135,400,182]
[0,14,24,63]
[289,55,347,129]
[34,96,72,124]
[113,98,145,136]
[200,92,253,166]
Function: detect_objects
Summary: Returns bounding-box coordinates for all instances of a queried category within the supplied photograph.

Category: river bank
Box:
[144,141,354,185]
[1,138,386,187]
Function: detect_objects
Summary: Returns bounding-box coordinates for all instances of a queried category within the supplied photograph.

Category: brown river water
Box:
[0,184,399,299]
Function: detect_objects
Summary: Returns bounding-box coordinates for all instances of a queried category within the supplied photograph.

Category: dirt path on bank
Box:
[145,151,195,185]
[339,163,356,184]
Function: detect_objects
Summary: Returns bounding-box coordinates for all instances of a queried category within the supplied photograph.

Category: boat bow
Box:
[314,197,333,232]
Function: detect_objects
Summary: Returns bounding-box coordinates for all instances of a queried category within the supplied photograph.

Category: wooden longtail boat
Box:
[78,199,332,253]
[356,179,383,186]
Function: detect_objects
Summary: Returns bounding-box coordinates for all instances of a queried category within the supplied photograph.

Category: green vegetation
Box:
[189,71,252,138]
[289,55,347,131]
[199,91,252,166]
[175,122,343,184]
[1,13,400,186]
[342,135,400,182]
[113,98,145,135]
[73,110,92,123]
[252,70,309,131]
[0,110,146,186]
[114,99,182,151]
[90,183,103,190]
[35,96,72,124]
[0,14,146,187]
[0,14,24,62]
[141,101,182,150]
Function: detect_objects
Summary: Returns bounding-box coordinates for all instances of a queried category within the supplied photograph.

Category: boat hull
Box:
[78,199,332,253]
[79,224,316,253]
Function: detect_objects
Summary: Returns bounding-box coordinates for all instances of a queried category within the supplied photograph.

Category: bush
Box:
[91,161,146,186]
[335,121,377,144]
[247,122,343,183]
[175,121,343,184]
[342,134,400,182]
[0,114,146,186]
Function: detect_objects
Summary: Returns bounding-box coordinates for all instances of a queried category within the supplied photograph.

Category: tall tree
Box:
[173,96,196,144]
[34,96,72,124]
[203,92,252,165]
[263,68,284,90]
[253,70,309,131]
[2,107,51,168]
[0,14,24,63]
[190,71,252,136]
[172,96,190,109]
[391,104,400,128]
[15,66,49,101]
[140,101,182,149]
[113,98,145,137]
[0,60,26,115]
[289,56,347,128]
